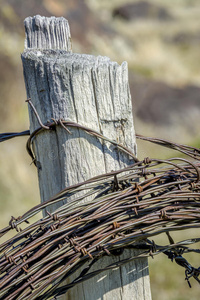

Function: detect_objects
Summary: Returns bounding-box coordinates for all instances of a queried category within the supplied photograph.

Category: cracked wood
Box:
[22,15,151,300]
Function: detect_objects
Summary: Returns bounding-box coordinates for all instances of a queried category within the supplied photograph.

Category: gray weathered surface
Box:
[22,15,151,300]
[24,15,72,51]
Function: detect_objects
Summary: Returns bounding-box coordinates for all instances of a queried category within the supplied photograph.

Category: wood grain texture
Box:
[22,15,151,300]
[24,15,72,51]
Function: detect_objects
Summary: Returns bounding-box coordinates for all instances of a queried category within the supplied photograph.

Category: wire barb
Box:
[25,98,50,130]
[0,106,200,298]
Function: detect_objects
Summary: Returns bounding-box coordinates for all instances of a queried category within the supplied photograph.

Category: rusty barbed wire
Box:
[0,152,200,298]
[0,100,200,299]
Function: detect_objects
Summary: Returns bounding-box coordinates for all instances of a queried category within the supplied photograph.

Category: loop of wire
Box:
[0,99,199,298]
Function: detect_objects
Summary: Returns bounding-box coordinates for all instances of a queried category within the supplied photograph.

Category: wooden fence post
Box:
[21,15,151,300]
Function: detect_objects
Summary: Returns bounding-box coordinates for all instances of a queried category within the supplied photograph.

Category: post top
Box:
[24,15,72,52]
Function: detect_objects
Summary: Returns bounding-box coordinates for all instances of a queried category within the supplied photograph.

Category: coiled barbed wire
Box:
[0,102,200,299]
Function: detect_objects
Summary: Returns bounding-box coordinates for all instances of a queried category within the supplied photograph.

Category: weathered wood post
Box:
[22,15,151,300]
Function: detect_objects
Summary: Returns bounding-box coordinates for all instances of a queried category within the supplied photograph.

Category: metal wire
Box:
[0,150,199,298]
[0,100,200,298]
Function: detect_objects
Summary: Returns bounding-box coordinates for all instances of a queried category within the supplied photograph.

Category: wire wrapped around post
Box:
[0,128,200,298]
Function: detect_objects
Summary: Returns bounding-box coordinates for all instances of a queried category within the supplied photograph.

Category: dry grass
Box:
[88,0,200,85]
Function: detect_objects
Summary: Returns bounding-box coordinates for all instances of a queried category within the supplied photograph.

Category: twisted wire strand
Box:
[0,100,200,298]
[0,154,199,299]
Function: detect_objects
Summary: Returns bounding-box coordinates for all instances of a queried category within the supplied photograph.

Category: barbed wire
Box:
[0,100,200,299]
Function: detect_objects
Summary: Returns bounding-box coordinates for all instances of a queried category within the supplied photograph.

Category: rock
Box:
[166,32,200,46]
[129,73,200,131]
[113,1,173,21]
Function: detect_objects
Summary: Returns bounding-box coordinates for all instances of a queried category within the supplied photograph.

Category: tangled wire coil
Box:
[0,116,200,299]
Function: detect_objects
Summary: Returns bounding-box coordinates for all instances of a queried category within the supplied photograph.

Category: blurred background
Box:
[0,0,200,299]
